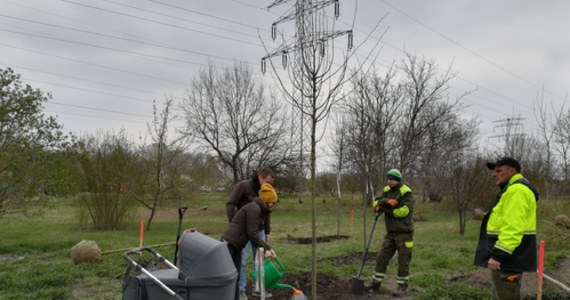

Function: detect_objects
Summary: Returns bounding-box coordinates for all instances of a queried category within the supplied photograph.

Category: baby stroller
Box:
[122,230,237,300]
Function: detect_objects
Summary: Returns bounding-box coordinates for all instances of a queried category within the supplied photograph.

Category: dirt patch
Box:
[246,271,413,300]
[281,235,350,244]
[248,256,570,300]
[448,257,570,299]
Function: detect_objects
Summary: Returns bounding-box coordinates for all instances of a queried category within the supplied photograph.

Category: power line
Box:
[0,13,253,64]
[150,0,269,32]
[0,62,164,96]
[0,43,187,85]
[104,0,260,40]
[2,0,563,139]
[0,28,210,68]
[61,0,263,47]
[379,0,567,103]
[234,0,533,111]
[45,109,148,124]
[21,77,157,104]
[49,101,152,118]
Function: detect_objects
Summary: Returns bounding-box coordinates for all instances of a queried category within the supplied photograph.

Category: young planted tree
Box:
[180,61,290,183]
[261,1,385,295]
[328,115,349,236]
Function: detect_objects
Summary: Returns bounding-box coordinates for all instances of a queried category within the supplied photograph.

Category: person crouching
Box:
[222,183,278,300]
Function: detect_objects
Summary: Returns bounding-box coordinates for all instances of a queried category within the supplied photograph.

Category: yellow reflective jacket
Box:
[474,173,539,272]
[375,183,414,233]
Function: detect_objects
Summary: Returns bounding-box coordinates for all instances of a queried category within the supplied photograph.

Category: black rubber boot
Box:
[392,284,408,297]
[364,281,381,292]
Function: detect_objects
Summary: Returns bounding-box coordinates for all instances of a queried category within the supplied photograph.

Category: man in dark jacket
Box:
[367,169,414,295]
[222,183,277,300]
[475,157,539,300]
[226,167,275,298]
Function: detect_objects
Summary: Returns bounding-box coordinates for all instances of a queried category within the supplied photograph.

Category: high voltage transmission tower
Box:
[261,0,353,200]
[490,115,526,157]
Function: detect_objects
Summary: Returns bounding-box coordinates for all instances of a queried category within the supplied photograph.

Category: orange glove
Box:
[373,205,382,213]
[387,199,399,207]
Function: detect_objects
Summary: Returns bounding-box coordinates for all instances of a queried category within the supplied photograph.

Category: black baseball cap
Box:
[486,157,521,172]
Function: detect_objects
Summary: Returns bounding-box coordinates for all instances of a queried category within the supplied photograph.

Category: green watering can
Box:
[249,257,293,289]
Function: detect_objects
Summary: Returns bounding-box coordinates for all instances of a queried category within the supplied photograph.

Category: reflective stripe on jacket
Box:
[487,174,537,254]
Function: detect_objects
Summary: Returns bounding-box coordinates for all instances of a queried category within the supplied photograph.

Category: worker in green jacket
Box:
[474,157,539,300]
[366,169,414,295]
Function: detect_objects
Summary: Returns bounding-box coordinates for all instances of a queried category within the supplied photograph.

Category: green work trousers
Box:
[374,232,413,278]
[491,270,522,300]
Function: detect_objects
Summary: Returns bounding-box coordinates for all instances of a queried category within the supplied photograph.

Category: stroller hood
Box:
[178,230,237,286]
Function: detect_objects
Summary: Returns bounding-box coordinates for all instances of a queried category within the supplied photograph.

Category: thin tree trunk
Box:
[310,115,318,299]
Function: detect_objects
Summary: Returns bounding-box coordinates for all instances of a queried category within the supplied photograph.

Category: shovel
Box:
[173,204,188,265]
[351,212,382,294]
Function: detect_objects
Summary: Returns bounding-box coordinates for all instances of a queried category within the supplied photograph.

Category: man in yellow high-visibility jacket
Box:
[366,169,414,295]
[474,157,539,300]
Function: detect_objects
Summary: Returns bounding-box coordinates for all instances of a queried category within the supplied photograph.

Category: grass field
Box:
[0,193,569,299]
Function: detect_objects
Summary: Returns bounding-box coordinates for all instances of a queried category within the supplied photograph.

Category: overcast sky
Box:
[1,0,569,155]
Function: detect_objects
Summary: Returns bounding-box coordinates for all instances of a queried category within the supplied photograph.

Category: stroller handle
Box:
[123,247,177,270]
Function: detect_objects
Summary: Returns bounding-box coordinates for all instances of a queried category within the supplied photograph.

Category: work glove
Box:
[264,249,276,258]
[378,198,398,208]
[387,198,399,207]
[372,197,381,211]
[373,204,382,213]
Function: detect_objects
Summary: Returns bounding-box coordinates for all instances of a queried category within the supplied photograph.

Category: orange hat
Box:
[259,183,277,204]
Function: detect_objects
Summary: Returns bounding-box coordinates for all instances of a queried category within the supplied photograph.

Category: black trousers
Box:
[227,243,242,300]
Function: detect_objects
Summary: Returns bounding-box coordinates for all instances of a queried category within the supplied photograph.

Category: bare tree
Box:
[554,109,570,181]
[533,88,565,198]
[396,52,470,175]
[415,103,479,203]
[341,67,403,250]
[448,155,495,234]
[136,98,190,231]
[180,61,290,183]
[344,66,403,184]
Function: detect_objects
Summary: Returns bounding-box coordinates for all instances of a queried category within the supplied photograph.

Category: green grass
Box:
[0,194,568,299]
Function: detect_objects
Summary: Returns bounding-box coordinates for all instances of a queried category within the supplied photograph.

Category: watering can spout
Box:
[269,282,294,289]
[290,287,308,300]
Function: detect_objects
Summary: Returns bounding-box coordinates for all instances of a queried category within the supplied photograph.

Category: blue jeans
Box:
[239,230,265,293]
